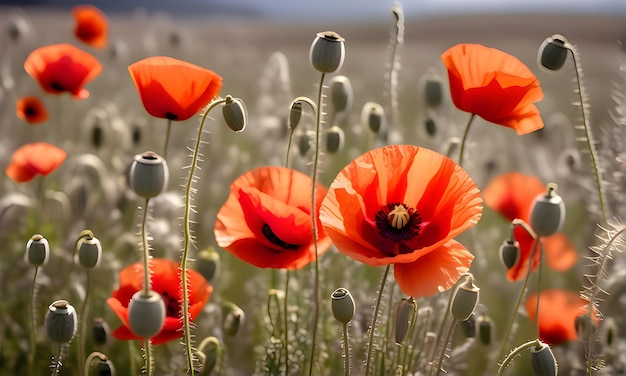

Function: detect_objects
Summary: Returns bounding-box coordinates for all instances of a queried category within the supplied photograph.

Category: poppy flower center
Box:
[160,291,181,317]
[375,203,422,242]
[165,112,178,120]
[25,106,37,116]
[262,223,300,251]
[50,82,65,92]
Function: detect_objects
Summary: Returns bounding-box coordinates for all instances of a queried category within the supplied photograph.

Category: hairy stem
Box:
[343,321,351,376]
[141,198,151,296]
[77,269,91,376]
[365,264,391,376]
[29,266,40,374]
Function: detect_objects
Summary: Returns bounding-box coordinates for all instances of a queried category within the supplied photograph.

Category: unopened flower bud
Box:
[289,101,303,130]
[477,315,493,345]
[538,34,568,71]
[128,291,165,338]
[88,355,115,376]
[499,239,520,270]
[75,230,102,269]
[310,31,345,73]
[196,248,220,283]
[394,297,417,344]
[223,303,245,336]
[325,125,345,154]
[530,341,558,376]
[197,336,222,376]
[45,300,78,343]
[298,131,313,156]
[331,287,355,324]
[92,317,109,345]
[361,102,385,134]
[450,276,480,321]
[420,73,444,107]
[25,234,49,266]
[222,95,247,132]
[128,151,169,199]
[575,314,598,338]
[460,313,476,338]
[530,183,565,237]
[425,118,437,137]
[329,75,353,116]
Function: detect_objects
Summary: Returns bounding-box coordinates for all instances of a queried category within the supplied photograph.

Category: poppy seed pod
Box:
[222,95,247,133]
[289,101,303,130]
[128,151,169,199]
[450,277,480,321]
[195,248,220,283]
[361,102,385,134]
[394,297,417,344]
[530,342,558,376]
[25,234,50,266]
[460,313,476,338]
[88,357,115,376]
[326,125,345,154]
[92,317,109,345]
[538,34,569,71]
[477,315,493,345]
[420,74,444,107]
[45,300,78,343]
[530,183,565,237]
[128,291,165,339]
[499,239,520,270]
[331,288,355,324]
[310,31,346,73]
[425,118,437,137]
[223,303,245,336]
[329,75,354,116]
[298,131,313,156]
[75,231,102,268]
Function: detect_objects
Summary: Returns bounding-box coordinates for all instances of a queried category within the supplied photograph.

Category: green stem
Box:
[284,270,290,375]
[365,264,391,376]
[29,266,39,375]
[307,72,326,376]
[497,339,542,375]
[182,98,227,374]
[163,118,172,160]
[435,320,458,376]
[141,198,151,296]
[534,240,544,338]
[145,339,153,376]
[51,343,62,375]
[342,322,351,376]
[458,113,476,168]
[77,269,91,376]
[285,128,295,168]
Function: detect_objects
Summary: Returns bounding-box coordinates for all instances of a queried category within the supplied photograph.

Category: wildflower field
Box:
[1,4,626,376]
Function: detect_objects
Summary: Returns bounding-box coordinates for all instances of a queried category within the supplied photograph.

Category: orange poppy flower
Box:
[128,56,223,121]
[320,145,483,298]
[441,43,544,135]
[214,166,332,270]
[6,142,66,182]
[525,289,592,345]
[16,96,48,124]
[106,258,212,345]
[483,172,577,281]
[24,43,102,99]
[72,5,108,48]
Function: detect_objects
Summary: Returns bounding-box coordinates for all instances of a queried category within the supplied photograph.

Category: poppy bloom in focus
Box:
[128,56,222,121]
[525,289,594,345]
[72,4,108,48]
[483,172,577,281]
[16,96,48,124]
[320,145,483,298]
[214,166,332,270]
[24,43,102,99]
[441,43,544,135]
[6,142,66,182]
[106,258,212,344]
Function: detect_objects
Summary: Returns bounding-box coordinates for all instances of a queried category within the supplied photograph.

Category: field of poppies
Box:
[1,3,626,376]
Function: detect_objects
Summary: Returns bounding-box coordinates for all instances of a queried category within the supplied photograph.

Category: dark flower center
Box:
[165,112,178,120]
[262,223,300,251]
[375,202,422,243]
[160,291,180,318]
[50,82,65,92]
[25,105,37,116]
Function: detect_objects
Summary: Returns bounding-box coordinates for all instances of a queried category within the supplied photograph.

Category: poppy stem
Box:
[28,266,40,375]
[77,269,91,376]
[342,321,351,376]
[163,118,172,160]
[140,198,152,296]
[534,240,544,339]
[182,98,228,374]
[364,264,391,376]
[144,339,154,376]
[307,72,326,376]
[458,113,476,168]
[284,270,290,375]
[497,338,542,375]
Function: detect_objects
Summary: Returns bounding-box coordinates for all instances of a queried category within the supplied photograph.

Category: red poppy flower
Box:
[6,142,66,182]
[214,166,332,270]
[525,289,592,345]
[106,258,212,345]
[16,96,48,124]
[483,172,577,281]
[441,43,544,135]
[320,145,483,298]
[128,56,223,121]
[72,5,108,48]
[24,43,102,99]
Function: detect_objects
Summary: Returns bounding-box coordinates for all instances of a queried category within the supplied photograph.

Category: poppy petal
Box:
[16,96,48,124]
[72,4,108,48]
[483,172,545,222]
[525,289,588,345]
[6,162,37,182]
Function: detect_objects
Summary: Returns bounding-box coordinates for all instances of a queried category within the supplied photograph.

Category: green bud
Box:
[222,95,247,132]
[75,230,102,269]
[310,31,346,73]
[530,183,565,237]
[195,248,220,283]
[331,287,355,324]
[329,75,353,116]
[25,233,49,266]
[223,303,245,336]
[538,34,568,71]
[45,300,78,344]
[499,239,520,270]
[128,291,165,339]
[128,151,169,199]
[530,342,558,376]
[450,276,480,321]
[394,297,417,345]
[477,316,493,346]
[361,102,385,134]
[197,336,222,376]
[325,125,345,154]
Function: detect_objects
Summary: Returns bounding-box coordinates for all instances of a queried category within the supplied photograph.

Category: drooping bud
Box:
[575,313,598,339]
[289,101,303,130]
[328,75,354,117]
[45,300,78,343]
[331,287,355,325]
[25,234,50,266]
[223,302,245,336]
[222,95,247,132]
[394,297,417,344]
[361,102,385,134]
[87,353,116,376]
[128,151,169,199]
[128,291,165,339]
[530,341,558,376]
[75,230,102,269]
[499,238,520,270]
[325,125,345,154]
[538,34,569,71]
[530,183,565,237]
[310,31,346,73]
[450,276,480,321]
[195,248,220,284]
[197,336,222,376]
[92,317,109,345]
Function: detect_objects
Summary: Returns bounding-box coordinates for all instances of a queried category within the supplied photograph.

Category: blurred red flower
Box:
[214,166,332,270]
[441,43,544,135]
[16,96,48,124]
[72,4,108,48]
[6,142,66,182]
[483,172,577,281]
[320,145,483,298]
[24,43,102,99]
[128,56,222,121]
[106,258,212,345]
[525,289,591,345]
